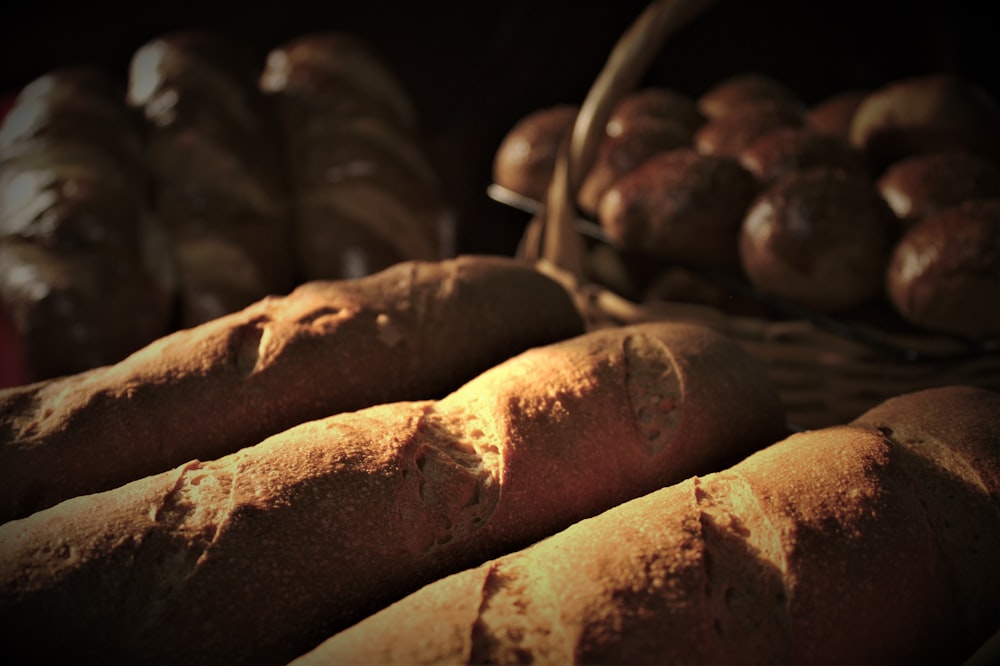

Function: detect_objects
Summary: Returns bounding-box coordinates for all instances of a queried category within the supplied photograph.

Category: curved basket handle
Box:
[538,0,720,274]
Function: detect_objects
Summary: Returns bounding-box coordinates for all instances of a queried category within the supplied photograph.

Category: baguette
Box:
[0,66,172,381]
[127,30,295,326]
[0,255,584,523]
[295,385,1000,665]
[0,320,786,665]
[261,32,454,282]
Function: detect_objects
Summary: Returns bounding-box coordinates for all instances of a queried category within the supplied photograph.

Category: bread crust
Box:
[0,321,785,665]
[296,386,1000,666]
[0,256,585,523]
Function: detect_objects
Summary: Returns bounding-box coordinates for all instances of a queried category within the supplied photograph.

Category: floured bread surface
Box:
[0,320,785,665]
[296,387,1000,666]
[0,255,585,523]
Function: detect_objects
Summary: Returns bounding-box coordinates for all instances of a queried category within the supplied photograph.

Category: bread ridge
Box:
[0,255,585,523]
[294,385,1000,665]
[0,320,785,665]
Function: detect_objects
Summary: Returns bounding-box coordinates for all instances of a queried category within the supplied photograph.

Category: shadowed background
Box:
[1,0,994,256]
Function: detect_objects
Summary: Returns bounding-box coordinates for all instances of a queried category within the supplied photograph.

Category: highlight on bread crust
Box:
[0,255,585,523]
[0,320,785,665]
[292,385,1000,666]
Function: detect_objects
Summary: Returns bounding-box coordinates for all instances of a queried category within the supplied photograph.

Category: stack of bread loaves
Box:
[126,30,297,328]
[0,66,173,381]
[494,72,1000,341]
[0,29,455,385]
[0,255,788,664]
[260,32,455,282]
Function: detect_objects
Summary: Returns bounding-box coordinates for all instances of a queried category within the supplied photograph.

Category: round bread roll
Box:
[849,74,1000,169]
[606,87,705,139]
[739,167,899,312]
[886,198,1000,339]
[739,126,870,184]
[807,89,869,138]
[696,72,806,120]
[598,147,761,272]
[877,151,1000,226]
[694,99,806,158]
[577,115,690,216]
[492,104,578,202]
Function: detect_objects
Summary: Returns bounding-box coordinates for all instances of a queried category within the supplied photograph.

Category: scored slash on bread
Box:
[0,319,786,665]
[294,385,1000,666]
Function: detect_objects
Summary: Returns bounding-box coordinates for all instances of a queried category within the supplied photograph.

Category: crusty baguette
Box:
[127,30,295,326]
[261,31,454,282]
[0,320,785,666]
[0,66,173,381]
[0,255,584,523]
[294,385,1000,666]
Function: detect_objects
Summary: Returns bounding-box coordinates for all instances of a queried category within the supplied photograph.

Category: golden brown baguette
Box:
[0,255,584,523]
[0,320,785,666]
[295,385,1000,666]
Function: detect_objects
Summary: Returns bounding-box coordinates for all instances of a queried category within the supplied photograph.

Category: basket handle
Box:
[535,0,720,275]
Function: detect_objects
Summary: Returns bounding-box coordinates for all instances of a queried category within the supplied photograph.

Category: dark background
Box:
[1,0,995,256]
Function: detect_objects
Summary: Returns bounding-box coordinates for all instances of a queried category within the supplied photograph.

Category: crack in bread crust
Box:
[146,461,235,588]
[622,332,683,456]
[397,406,501,555]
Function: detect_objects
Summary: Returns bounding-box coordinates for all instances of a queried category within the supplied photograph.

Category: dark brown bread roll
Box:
[492,104,578,202]
[739,125,870,184]
[877,151,1000,226]
[598,147,761,273]
[295,386,1000,666]
[849,74,1000,170]
[807,89,868,139]
[886,198,1000,339]
[739,167,899,312]
[0,66,172,382]
[0,256,585,523]
[694,98,807,159]
[606,87,705,139]
[128,30,295,326]
[696,72,806,120]
[0,321,786,666]
[261,32,454,282]
[577,115,690,216]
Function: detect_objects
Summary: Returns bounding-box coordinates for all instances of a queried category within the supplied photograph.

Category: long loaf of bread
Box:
[0,255,584,523]
[260,32,454,281]
[0,321,785,666]
[294,385,1000,666]
[0,66,173,381]
[127,30,295,326]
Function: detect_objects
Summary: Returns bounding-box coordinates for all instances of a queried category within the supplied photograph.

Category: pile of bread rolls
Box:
[493,72,1000,342]
[2,255,998,664]
[0,29,453,385]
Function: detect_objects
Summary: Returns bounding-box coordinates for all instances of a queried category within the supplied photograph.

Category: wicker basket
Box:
[514,0,1000,430]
